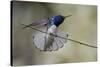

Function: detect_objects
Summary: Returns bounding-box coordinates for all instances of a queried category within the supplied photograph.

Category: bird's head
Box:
[50,15,72,27]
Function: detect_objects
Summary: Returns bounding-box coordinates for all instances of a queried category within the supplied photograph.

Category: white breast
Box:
[43,25,57,51]
[47,25,57,34]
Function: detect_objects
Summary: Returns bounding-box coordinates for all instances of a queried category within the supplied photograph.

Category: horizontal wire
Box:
[21,24,97,48]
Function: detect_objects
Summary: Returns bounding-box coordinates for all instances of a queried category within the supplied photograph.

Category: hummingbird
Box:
[22,15,97,51]
[43,15,71,51]
[22,15,72,51]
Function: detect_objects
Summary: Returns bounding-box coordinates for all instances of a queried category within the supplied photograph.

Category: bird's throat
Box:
[47,25,57,34]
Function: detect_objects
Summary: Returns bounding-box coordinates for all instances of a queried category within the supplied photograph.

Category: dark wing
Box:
[22,19,49,29]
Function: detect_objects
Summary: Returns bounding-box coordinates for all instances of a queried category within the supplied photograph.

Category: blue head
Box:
[48,15,71,27]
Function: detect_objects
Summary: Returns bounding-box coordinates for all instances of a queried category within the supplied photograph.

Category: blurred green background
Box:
[12,1,97,66]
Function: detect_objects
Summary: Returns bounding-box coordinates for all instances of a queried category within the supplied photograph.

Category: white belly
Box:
[44,25,57,50]
[46,25,57,41]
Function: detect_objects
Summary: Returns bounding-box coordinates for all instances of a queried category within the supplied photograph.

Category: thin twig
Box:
[21,24,97,48]
[67,38,97,48]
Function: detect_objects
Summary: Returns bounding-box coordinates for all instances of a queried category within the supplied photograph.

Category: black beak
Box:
[63,15,72,18]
